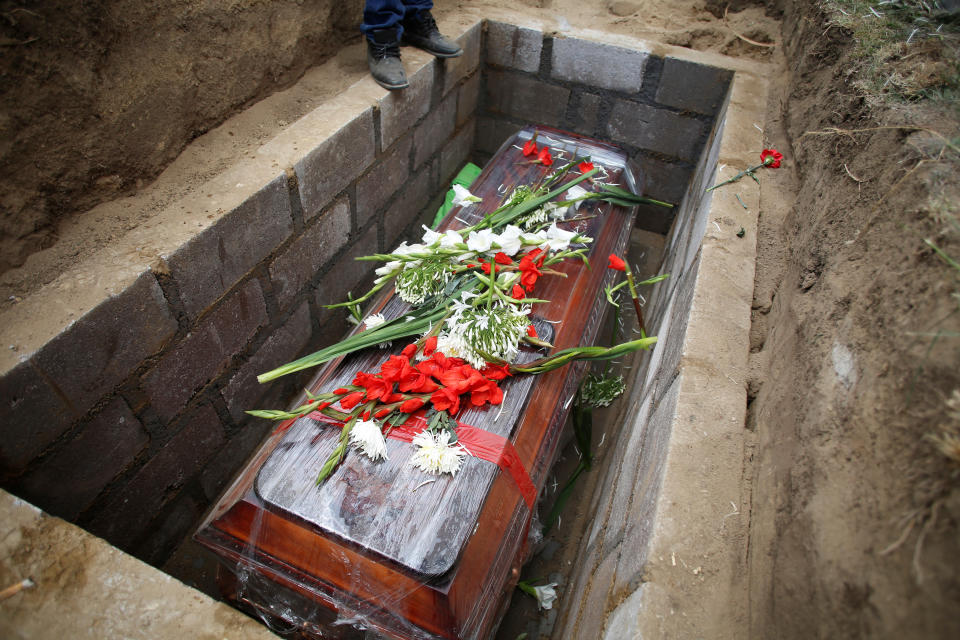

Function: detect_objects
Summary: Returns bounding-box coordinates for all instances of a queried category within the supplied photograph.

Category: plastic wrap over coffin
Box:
[195,126,643,640]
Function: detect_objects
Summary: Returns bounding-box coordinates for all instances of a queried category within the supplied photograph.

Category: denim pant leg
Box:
[361,0,434,40]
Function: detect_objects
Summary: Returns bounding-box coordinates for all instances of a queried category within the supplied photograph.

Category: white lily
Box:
[496,225,525,256]
[565,185,590,210]
[532,583,558,610]
[451,184,482,207]
[410,430,466,475]
[350,419,389,461]
[466,228,496,253]
[544,223,579,252]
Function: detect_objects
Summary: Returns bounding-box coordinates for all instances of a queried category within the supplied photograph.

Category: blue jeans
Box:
[361,0,433,40]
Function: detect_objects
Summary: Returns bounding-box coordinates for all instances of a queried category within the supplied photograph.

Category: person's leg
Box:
[362,0,409,90]
[360,0,406,39]
[400,1,462,58]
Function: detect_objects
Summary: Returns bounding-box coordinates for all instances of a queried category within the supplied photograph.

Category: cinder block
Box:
[577,548,620,637]
[551,37,647,93]
[379,59,434,149]
[0,361,76,472]
[135,491,202,566]
[635,154,692,205]
[220,301,312,422]
[165,174,293,319]
[383,163,435,247]
[295,109,376,218]
[441,21,482,94]
[15,397,148,521]
[601,394,653,552]
[89,404,224,546]
[474,116,520,156]
[567,91,602,137]
[441,120,476,186]
[200,416,275,501]
[457,73,480,127]
[613,373,680,595]
[315,223,379,309]
[270,197,350,310]
[655,57,732,116]
[143,279,267,423]
[607,100,706,162]
[602,587,645,640]
[413,93,457,170]
[356,137,412,229]
[34,271,178,417]
[486,21,542,73]
[485,70,570,127]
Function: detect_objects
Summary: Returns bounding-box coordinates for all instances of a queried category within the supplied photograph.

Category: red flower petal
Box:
[760,148,783,168]
[375,408,391,419]
[401,343,417,360]
[578,160,594,173]
[339,391,365,409]
[607,254,626,271]
[494,251,512,265]
[512,284,526,299]
[522,139,538,156]
[333,387,350,395]
[537,147,553,166]
[424,335,438,357]
[526,324,537,337]
[399,397,425,413]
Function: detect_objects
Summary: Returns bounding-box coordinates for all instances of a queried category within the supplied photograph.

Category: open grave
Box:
[0,12,770,640]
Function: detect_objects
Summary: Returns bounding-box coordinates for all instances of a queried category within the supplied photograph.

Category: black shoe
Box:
[401,10,462,58]
[367,28,408,90]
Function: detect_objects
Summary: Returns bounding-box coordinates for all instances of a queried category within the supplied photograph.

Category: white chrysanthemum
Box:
[363,313,386,330]
[434,332,474,362]
[496,225,524,256]
[410,430,466,475]
[451,184,482,207]
[565,185,590,210]
[466,228,496,253]
[350,419,388,461]
[544,222,579,252]
[532,583,558,610]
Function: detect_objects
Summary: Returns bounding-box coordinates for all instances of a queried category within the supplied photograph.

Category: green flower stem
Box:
[315,404,370,485]
[706,157,775,192]
[510,337,658,375]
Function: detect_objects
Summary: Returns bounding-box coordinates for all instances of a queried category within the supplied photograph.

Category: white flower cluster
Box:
[440,302,530,368]
[410,430,466,475]
[350,419,389,461]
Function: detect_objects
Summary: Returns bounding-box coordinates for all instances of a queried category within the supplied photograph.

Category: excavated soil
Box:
[3,0,958,637]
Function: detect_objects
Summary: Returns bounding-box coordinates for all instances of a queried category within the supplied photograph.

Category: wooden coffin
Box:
[195,126,642,639]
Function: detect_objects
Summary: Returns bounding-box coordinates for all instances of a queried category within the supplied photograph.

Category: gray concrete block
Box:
[200,416,274,501]
[383,162,435,248]
[457,72,480,127]
[315,223,379,309]
[602,587,645,640]
[486,21,542,73]
[485,69,570,127]
[34,271,178,417]
[568,91,602,137]
[607,100,706,162]
[143,279,267,423]
[441,120,475,186]
[655,57,732,116]
[220,301,311,422]
[270,197,350,310]
[613,373,680,595]
[89,404,224,546]
[474,116,520,156]
[165,174,293,320]
[635,154,692,205]
[601,393,653,552]
[295,109,376,218]
[15,397,148,521]
[356,137,412,228]
[577,548,620,638]
[441,22,481,95]
[0,361,77,472]
[413,93,457,169]
[551,37,647,93]
[379,61,434,149]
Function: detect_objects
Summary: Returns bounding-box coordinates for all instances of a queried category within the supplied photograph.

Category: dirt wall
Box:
[0,0,358,273]
[747,1,960,637]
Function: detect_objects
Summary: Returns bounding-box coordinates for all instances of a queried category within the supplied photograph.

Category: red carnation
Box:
[607,254,626,271]
[760,148,783,168]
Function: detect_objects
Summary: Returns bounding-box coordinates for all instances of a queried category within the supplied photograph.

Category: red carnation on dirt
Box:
[607,254,626,271]
[760,148,783,168]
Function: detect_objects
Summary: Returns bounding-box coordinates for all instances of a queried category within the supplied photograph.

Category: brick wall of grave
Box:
[0,19,733,569]
[0,24,481,565]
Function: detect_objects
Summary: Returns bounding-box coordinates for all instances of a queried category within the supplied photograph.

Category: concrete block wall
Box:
[552,91,730,638]
[477,21,732,234]
[0,22,482,566]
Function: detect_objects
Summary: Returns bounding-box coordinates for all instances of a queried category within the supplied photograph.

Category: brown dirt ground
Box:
[4,0,959,637]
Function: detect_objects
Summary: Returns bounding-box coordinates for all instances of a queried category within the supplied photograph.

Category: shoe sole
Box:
[373,77,410,90]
